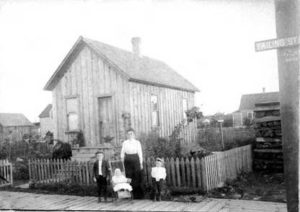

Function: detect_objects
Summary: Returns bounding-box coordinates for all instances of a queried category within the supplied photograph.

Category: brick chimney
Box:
[131,37,141,57]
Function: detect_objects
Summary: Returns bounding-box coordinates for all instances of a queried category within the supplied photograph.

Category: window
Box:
[247,112,253,120]
[66,98,79,131]
[151,95,159,127]
[182,98,188,124]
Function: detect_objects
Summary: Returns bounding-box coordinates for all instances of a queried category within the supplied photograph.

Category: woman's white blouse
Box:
[151,167,167,181]
[120,139,143,164]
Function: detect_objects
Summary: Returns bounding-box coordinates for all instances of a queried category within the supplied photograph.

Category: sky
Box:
[0,0,278,122]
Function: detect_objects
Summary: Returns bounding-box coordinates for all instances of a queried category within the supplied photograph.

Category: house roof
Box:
[239,92,279,111]
[0,113,33,127]
[39,104,52,118]
[44,36,199,92]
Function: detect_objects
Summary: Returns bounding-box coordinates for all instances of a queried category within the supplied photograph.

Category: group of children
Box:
[93,151,166,202]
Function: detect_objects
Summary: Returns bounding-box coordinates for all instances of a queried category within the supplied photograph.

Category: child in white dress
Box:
[112,168,133,192]
[151,158,166,201]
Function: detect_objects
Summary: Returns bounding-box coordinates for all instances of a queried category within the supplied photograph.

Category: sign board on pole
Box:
[255,36,299,52]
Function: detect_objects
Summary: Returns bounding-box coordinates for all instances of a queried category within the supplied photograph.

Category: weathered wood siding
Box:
[52,44,197,146]
[129,82,197,143]
[53,46,129,146]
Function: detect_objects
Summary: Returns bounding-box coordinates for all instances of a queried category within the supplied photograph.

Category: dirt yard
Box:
[206,172,286,203]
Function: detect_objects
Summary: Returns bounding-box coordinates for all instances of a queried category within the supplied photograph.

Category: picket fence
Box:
[29,145,252,191]
[0,159,13,187]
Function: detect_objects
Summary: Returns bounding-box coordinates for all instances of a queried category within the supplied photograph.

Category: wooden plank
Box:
[165,158,171,186]
[170,157,176,187]
[195,157,201,189]
[175,157,180,187]
[180,157,186,187]
[200,157,207,191]
[186,158,191,187]
[191,157,196,188]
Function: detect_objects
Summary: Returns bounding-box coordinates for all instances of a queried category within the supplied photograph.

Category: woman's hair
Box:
[126,128,135,133]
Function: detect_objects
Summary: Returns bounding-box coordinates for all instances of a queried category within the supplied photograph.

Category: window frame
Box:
[65,96,79,132]
[151,94,160,127]
[182,98,188,125]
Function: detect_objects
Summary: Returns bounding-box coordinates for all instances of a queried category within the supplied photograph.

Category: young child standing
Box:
[151,158,166,201]
[93,151,110,203]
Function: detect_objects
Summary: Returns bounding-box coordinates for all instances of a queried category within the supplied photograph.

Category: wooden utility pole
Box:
[255,0,299,211]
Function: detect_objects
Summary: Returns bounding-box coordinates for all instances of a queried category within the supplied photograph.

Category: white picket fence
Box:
[29,145,252,191]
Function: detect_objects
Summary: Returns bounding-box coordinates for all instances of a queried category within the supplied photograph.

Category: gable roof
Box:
[0,113,33,127]
[238,91,279,111]
[44,36,199,92]
[39,104,52,118]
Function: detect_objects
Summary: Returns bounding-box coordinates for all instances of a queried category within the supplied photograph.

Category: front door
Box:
[98,96,115,144]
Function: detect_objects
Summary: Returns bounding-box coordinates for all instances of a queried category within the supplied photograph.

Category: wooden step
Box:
[254,149,282,153]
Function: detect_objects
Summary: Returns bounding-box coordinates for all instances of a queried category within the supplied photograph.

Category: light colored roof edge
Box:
[39,104,52,118]
[241,91,279,97]
[0,113,33,127]
[44,36,83,91]
[44,36,131,91]
[129,78,199,92]
[44,36,199,92]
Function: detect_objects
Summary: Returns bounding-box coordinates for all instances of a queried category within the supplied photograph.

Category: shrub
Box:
[52,140,72,160]
[13,159,29,180]
[140,127,182,158]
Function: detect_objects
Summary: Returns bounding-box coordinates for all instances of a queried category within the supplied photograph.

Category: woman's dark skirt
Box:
[124,153,143,199]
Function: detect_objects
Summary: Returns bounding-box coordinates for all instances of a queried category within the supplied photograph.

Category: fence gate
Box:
[0,159,13,187]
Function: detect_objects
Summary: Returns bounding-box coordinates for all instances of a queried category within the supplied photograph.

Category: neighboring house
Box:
[44,36,199,147]
[39,104,54,137]
[0,113,33,142]
[233,91,279,127]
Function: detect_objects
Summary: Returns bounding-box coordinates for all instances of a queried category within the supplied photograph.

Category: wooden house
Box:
[233,91,279,127]
[0,113,33,142]
[44,36,199,148]
[39,104,54,137]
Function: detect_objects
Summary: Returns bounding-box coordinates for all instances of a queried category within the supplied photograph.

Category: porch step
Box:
[71,145,119,162]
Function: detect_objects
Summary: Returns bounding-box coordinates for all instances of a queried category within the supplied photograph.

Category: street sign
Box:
[255,36,299,52]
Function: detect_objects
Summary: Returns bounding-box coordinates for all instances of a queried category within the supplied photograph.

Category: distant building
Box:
[233,91,279,127]
[39,104,54,137]
[0,113,33,142]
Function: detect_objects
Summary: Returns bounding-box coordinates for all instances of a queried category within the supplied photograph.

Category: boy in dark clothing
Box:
[93,151,110,202]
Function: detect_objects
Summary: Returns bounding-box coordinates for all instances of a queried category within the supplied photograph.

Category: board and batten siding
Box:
[129,82,197,143]
[53,46,129,146]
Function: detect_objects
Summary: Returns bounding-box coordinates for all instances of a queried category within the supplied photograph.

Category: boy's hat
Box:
[156,157,163,162]
[95,150,104,155]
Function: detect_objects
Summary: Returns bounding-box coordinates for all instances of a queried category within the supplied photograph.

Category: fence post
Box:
[86,161,90,185]
[201,157,207,191]
[28,159,32,182]
[170,158,176,187]
[175,158,180,187]
[180,158,186,187]
[191,157,196,188]
[195,157,201,188]
[10,161,13,185]
[185,158,190,187]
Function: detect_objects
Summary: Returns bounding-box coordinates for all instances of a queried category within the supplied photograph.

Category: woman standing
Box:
[120,128,144,199]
